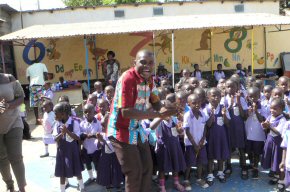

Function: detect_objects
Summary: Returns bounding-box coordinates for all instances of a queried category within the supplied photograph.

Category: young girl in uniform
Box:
[40,100,55,158]
[183,94,209,190]
[96,103,124,191]
[224,79,248,179]
[93,81,104,99]
[261,85,273,119]
[262,98,288,190]
[245,87,267,179]
[151,99,186,192]
[80,104,102,185]
[52,102,85,192]
[278,76,290,114]
[205,88,231,185]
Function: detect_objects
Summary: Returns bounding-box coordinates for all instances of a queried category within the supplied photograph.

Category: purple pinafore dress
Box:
[55,120,84,178]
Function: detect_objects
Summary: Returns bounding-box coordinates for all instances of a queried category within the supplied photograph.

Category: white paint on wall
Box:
[11,1,279,31]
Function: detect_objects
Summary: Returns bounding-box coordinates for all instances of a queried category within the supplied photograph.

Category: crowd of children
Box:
[38,81,124,192]
[146,65,290,192]
[36,64,290,192]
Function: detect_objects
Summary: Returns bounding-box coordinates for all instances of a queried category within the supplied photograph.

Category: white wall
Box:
[11,1,279,31]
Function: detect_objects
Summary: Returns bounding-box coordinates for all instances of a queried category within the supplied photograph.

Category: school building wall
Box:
[13,25,290,84]
[10,1,279,31]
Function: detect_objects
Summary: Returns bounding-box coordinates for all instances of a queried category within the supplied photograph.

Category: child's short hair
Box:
[43,100,54,109]
[217,63,222,68]
[104,85,114,92]
[271,98,285,110]
[94,81,103,88]
[58,95,69,103]
[107,50,115,58]
[53,102,71,114]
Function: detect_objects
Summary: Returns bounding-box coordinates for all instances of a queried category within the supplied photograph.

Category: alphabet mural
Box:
[224,27,247,53]
[196,29,211,51]
[22,39,46,65]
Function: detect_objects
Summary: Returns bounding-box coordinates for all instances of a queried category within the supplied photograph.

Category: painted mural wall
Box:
[14,26,285,84]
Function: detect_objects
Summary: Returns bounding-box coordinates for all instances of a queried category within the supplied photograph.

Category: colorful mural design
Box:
[46,39,61,61]
[22,40,46,65]
[196,29,211,51]
[224,27,247,53]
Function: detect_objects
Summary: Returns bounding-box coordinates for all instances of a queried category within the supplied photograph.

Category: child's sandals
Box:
[196,179,209,188]
[277,182,286,192]
[268,175,279,185]
[217,172,227,183]
[183,180,192,191]
[174,183,185,192]
[206,174,215,186]
[224,166,232,178]
[241,168,248,180]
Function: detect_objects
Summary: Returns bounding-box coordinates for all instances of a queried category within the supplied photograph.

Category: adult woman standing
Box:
[0,73,26,192]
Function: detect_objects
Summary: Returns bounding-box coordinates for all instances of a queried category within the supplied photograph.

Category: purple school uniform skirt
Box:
[285,170,290,187]
[155,122,186,173]
[246,140,265,155]
[185,145,208,167]
[55,123,84,178]
[96,146,124,187]
[207,120,230,160]
[261,134,283,172]
[229,110,246,149]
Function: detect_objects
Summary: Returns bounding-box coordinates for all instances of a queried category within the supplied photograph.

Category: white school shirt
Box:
[280,124,290,171]
[269,114,288,137]
[191,71,202,80]
[52,117,81,142]
[223,95,248,116]
[80,118,102,154]
[43,111,55,134]
[26,63,48,86]
[214,71,225,82]
[183,109,209,146]
[245,104,267,141]
[261,98,271,119]
[100,132,115,154]
[43,89,54,100]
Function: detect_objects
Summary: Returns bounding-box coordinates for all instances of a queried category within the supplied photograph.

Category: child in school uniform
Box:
[104,85,114,106]
[96,109,124,191]
[183,94,209,190]
[214,63,226,83]
[52,102,85,192]
[205,88,231,185]
[262,98,288,191]
[40,100,55,158]
[245,87,268,179]
[191,64,202,80]
[151,99,186,192]
[95,98,109,122]
[278,76,290,114]
[140,117,158,183]
[261,85,273,119]
[223,79,248,179]
[42,81,54,101]
[280,122,290,192]
[93,81,104,99]
[80,104,102,185]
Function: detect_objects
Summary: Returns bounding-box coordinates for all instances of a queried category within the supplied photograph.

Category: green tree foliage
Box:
[62,0,156,6]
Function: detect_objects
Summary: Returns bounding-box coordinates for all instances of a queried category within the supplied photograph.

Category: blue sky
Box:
[1,0,65,11]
